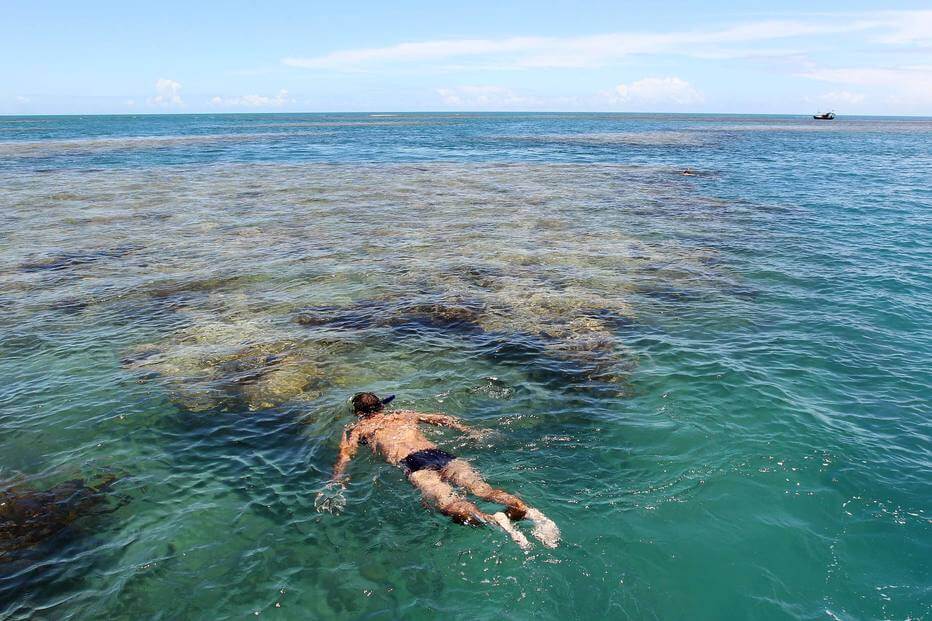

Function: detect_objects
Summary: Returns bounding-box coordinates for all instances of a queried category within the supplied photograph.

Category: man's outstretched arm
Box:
[317,426,360,514]
[331,426,361,483]
[413,412,488,438]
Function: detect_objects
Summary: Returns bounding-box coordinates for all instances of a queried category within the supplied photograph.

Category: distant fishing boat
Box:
[813,111,836,120]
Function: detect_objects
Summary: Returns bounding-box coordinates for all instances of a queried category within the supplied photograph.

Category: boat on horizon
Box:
[813,111,836,120]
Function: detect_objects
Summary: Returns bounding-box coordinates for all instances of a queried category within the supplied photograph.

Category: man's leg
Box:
[408,469,530,549]
[441,459,561,549]
[439,459,528,520]
[407,469,486,525]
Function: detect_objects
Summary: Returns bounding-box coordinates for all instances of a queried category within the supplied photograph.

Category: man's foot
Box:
[525,508,560,549]
[490,512,531,551]
[504,504,527,521]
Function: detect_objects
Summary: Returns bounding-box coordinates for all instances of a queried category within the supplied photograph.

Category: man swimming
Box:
[317,392,560,549]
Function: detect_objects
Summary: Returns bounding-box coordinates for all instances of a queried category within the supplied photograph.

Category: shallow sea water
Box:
[0,113,930,620]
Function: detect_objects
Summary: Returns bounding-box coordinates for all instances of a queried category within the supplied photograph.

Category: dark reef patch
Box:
[18,246,138,273]
[0,474,123,564]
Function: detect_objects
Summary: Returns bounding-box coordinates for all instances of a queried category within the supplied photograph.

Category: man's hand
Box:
[315,480,347,514]
[417,412,485,437]
[467,427,496,442]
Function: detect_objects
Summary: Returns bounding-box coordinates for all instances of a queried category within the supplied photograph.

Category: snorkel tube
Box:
[380,394,396,407]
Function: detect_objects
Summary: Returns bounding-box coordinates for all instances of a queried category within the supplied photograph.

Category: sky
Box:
[2,0,931,115]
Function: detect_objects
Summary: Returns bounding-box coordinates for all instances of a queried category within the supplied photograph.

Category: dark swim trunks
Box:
[400,448,456,474]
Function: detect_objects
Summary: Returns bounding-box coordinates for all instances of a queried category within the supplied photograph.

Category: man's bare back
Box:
[345,410,456,465]
[318,392,560,549]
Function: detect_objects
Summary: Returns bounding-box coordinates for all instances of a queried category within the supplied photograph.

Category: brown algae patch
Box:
[0,474,122,562]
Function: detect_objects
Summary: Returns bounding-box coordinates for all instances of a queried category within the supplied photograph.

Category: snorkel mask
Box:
[351,392,394,415]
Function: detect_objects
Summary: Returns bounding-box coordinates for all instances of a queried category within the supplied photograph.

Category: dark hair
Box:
[352,392,383,415]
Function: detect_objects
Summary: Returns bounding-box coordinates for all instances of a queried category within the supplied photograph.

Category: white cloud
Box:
[434,82,706,110]
[435,85,536,108]
[800,65,932,87]
[286,38,546,69]
[281,16,889,71]
[15,95,30,103]
[866,10,932,46]
[800,65,932,107]
[811,90,865,106]
[149,78,183,107]
[608,77,704,106]
[210,89,294,108]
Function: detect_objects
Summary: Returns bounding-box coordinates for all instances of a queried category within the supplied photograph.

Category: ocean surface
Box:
[0,113,929,620]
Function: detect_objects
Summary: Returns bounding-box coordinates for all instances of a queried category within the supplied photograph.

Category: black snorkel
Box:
[380,394,396,407]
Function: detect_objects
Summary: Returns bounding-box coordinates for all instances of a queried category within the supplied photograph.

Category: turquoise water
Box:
[0,113,929,620]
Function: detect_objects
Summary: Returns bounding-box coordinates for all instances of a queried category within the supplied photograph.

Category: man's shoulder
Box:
[346,420,369,434]
[379,409,421,418]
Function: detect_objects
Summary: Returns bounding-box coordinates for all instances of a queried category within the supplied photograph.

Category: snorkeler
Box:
[316,392,560,550]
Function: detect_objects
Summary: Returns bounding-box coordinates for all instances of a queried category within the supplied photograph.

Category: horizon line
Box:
[2,110,931,119]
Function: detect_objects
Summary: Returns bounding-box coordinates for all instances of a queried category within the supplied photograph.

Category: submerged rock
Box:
[0,475,120,562]
[124,331,346,412]
[291,292,636,387]
[294,303,384,330]
[18,246,137,273]
[215,343,329,410]
[294,299,485,334]
[382,301,485,333]
[291,283,637,382]
[145,274,267,299]
[47,296,91,314]
[542,318,616,357]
